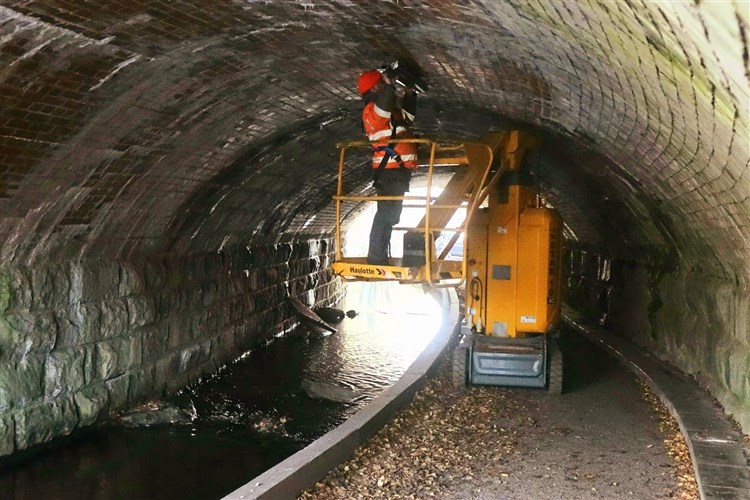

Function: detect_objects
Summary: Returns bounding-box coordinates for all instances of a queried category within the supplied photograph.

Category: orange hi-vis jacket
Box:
[362,102,418,170]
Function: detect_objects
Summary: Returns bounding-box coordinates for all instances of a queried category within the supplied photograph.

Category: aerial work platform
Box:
[331,129,565,394]
[331,131,537,288]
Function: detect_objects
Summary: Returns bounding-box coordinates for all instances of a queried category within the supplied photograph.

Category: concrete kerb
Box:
[563,307,750,500]
[223,288,461,500]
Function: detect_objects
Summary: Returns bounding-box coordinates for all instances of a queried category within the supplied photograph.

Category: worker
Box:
[357,68,418,266]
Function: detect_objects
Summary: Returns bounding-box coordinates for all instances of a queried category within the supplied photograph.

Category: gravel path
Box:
[299,329,699,499]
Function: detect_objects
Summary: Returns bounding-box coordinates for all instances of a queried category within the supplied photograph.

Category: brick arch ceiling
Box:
[1,1,748,281]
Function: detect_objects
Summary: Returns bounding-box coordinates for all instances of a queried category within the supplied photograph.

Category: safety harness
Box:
[372,122,408,186]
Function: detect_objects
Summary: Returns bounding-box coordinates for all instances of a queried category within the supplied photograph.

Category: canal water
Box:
[0,282,443,500]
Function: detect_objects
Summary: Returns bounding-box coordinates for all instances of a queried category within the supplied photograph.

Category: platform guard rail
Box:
[332,133,520,287]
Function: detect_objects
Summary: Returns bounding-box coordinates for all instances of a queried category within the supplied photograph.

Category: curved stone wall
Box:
[0,241,342,456]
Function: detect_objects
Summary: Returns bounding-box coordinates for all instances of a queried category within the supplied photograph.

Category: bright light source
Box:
[342,281,443,357]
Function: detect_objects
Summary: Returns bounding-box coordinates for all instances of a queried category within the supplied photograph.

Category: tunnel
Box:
[0,0,748,464]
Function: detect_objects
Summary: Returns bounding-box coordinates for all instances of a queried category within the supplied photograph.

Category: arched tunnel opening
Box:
[0,0,748,497]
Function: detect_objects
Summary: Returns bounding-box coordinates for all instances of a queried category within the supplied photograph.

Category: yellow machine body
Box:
[330,130,566,392]
[466,180,563,338]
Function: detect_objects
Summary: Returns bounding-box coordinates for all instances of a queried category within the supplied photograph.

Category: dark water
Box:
[0,283,442,500]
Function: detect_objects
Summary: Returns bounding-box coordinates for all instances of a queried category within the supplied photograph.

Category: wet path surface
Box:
[0,283,443,500]
[301,326,696,499]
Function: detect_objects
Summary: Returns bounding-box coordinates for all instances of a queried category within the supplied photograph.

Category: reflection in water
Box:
[304,282,442,397]
[0,282,443,500]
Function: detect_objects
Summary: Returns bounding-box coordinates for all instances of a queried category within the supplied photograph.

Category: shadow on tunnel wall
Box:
[564,246,750,434]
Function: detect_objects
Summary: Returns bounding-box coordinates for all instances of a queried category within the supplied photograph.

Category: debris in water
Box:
[313,306,346,324]
[289,297,337,336]
[115,400,196,427]
[301,379,365,404]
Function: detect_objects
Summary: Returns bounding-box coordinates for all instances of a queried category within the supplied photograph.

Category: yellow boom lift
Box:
[332,130,564,393]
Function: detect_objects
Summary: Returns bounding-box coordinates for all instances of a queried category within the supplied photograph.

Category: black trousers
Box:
[367,169,410,265]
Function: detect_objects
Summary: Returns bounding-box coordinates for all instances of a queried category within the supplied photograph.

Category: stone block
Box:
[95,339,120,380]
[44,349,86,398]
[728,349,750,400]
[55,309,81,348]
[14,396,78,450]
[127,333,143,368]
[127,365,157,403]
[99,299,129,339]
[211,330,234,364]
[0,318,23,361]
[0,412,14,456]
[94,335,139,381]
[73,302,101,344]
[74,383,109,426]
[277,242,293,261]
[126,295,156,328]
[117,263,143,296]
[31,265,70,309]
[141,326,169,361]
[81,260,120,302]
[29,310,58,354]
[5,309,33,334]
[143,260,167,290]
[105,374,130,410]
[153,352,181,393]
[82,344,97,385]
[178,343,204,373]
[3,310,57,358]
[0,357,44,412]
[0,270,12,314]
[155,293,173,321]
[1,267,32,311]
[0,311,57,361]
